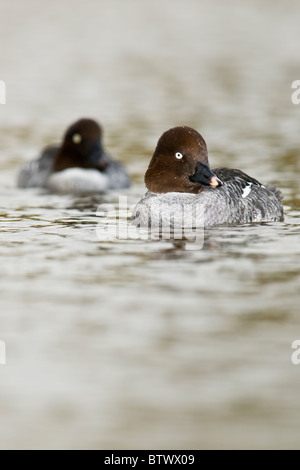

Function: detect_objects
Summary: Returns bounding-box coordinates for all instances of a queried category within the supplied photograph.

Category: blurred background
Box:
[0,0,300,449]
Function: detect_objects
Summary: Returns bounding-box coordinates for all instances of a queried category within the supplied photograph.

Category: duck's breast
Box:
[46,168,110,194]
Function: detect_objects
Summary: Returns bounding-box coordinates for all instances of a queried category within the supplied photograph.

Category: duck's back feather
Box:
[17,146,58,188]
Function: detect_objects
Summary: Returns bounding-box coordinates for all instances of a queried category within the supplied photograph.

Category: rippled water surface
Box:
[0,0,300,450]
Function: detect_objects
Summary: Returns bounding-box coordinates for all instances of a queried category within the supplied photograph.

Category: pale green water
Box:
[0,0,300,450]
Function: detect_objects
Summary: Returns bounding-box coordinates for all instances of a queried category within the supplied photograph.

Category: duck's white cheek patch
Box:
[242,184,252,198]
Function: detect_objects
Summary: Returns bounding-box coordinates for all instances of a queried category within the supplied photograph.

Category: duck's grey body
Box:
[17,146,130,193]
[132,168,284,228]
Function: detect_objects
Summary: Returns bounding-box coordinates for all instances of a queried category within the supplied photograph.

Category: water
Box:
[0,0,300,450]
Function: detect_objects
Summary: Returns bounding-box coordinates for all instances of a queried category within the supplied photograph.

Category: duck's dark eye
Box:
[175,152,183,160]
[72,133,82,144]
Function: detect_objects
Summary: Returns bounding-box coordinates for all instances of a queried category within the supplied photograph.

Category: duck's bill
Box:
[209,175,223,187]
[189,162,223,187]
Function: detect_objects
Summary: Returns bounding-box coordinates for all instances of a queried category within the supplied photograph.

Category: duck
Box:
[17,118,130,193]
[131,126,284,228]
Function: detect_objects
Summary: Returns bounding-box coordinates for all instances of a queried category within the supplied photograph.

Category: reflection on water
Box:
[0,0,300,450]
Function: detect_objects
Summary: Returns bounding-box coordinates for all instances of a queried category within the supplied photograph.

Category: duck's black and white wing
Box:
[212,167,284,223]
